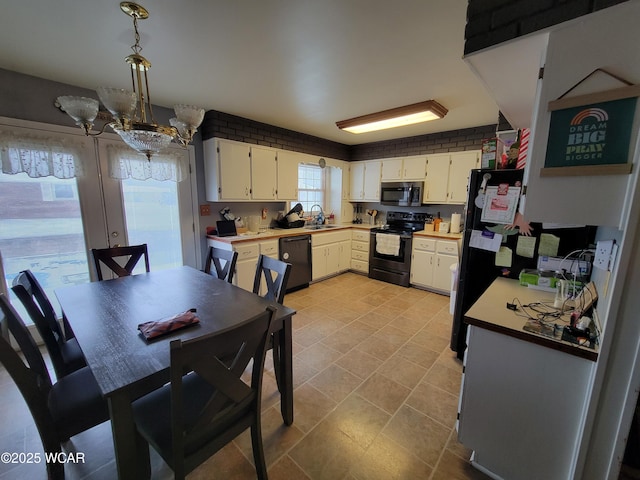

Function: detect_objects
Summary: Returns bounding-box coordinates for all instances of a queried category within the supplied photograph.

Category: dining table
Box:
[55,265,296,480]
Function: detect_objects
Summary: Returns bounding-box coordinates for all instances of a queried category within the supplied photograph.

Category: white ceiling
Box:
[0,0,501,145]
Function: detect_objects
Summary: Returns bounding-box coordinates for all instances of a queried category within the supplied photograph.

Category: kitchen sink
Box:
[304,224,341,230]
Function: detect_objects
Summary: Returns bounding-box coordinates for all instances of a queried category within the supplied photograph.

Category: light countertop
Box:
[207,224,372,244]
[207,224,462,244]
[464,277,598,361]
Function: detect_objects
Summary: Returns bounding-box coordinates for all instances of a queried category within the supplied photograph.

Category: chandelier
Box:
[56,2,204,161]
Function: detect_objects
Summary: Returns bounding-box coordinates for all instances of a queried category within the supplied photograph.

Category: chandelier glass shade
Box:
[56,2,204,160]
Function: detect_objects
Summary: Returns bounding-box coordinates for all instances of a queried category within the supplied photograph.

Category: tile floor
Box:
[0,272,491,479]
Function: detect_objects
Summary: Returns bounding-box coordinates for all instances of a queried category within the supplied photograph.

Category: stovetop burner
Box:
[374,211,432,234]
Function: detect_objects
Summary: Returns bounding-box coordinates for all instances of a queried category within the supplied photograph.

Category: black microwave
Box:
[380,181,423,206]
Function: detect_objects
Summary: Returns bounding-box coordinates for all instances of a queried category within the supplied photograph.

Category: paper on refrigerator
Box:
[469,229,503,252]
[480,185,521,225]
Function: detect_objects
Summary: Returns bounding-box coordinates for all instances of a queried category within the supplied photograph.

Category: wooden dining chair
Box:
[0,293,110,480]
[12,270,86,379]
[204,246,238,283]
[132,305,277,480]
[91,243,150,280]
[252,255,291,395]
[252,255,292,304]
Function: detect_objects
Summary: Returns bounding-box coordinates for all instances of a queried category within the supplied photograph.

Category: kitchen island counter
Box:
[464,277,598,361]
[458,277,599,480]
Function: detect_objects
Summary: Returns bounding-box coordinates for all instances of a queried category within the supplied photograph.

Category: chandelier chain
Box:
[131,16,142,55]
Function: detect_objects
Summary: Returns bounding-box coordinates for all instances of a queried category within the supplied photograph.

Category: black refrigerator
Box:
[450,169,596,359]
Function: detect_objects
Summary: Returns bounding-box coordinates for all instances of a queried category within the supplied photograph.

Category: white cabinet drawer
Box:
[234,243,259,259]
[312,230,351,246]
[351,229,370,242]
[413,238,436,252]
[259,240,278,256]
[351,259,369,273]
[351,250,368,262]
[437,240,458,256]
[352,240,369,253]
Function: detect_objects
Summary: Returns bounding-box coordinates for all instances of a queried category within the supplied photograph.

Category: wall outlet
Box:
[594,239,614,271]
[199,204,211,216]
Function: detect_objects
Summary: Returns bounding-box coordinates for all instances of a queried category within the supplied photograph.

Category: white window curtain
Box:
[107,144,187,182]
[0,129,86,179]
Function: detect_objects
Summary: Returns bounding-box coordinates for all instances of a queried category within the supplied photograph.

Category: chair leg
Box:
[250,420,268,480]
[271,333,282,393]
[45,449,65,480]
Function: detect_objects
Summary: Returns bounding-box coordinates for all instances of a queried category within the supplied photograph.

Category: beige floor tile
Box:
[357,335,403,361]
[295,342,340,372]
[383,405,451,468]
[289,383,337,433]
[289,420,367,480]
[411,328,452,352]
[432,450,492,480]
[377,354,428,390]
[308,363,363,403]
[323,393,391,449]
[321,320,377,353]
[350,433,433,480]
[355,373,411,415]
[396,341,441,369]
[335,348,384,380]
[406,382,460,428]
[269,455,312,480]
[423,362,462,396]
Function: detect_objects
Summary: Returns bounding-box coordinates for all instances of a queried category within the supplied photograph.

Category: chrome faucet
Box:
[310,204,324,225]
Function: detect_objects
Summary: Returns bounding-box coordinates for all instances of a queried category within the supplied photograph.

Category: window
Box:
[1,121,199,325]
[0,171,90,320]
[297,164,324,215]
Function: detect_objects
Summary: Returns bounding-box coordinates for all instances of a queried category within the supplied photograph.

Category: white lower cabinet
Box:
[410,237,459,293]
[311,230,351,281]
[458,325,594,480]
[207,239,278,293]
[350,229,370,274]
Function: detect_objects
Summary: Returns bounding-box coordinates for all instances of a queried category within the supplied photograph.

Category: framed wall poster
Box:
[541,70,640,177]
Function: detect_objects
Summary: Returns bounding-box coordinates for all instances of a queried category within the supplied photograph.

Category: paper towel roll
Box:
[451,213,462,233]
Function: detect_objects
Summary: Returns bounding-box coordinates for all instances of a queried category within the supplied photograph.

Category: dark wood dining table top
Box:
[55,266,295,399]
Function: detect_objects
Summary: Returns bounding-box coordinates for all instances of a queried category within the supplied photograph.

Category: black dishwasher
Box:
[279,235,311,292]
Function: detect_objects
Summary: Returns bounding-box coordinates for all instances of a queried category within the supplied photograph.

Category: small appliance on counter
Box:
[276,203,305,228]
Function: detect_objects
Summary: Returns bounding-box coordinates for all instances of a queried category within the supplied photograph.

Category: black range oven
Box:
[369,211,431,287]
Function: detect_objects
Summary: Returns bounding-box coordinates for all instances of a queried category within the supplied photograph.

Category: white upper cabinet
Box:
[204,138,251,201]
[349,162,366,201]
[276,150,300,200]
[381,158,403,181]
[403,156,428,180]
[381,156,427,181]
[204,138,298,202]
[424,153,450,203]
[250,145,277,200]
[423,151,480,204]
[363,160,382,201]
[447,151,479,204]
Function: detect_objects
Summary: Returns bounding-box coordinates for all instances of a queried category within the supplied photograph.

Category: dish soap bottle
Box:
[433,212,442,232]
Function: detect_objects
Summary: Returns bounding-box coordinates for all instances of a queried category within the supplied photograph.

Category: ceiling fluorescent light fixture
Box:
[336,100,448,134]
[56,2,204,160]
